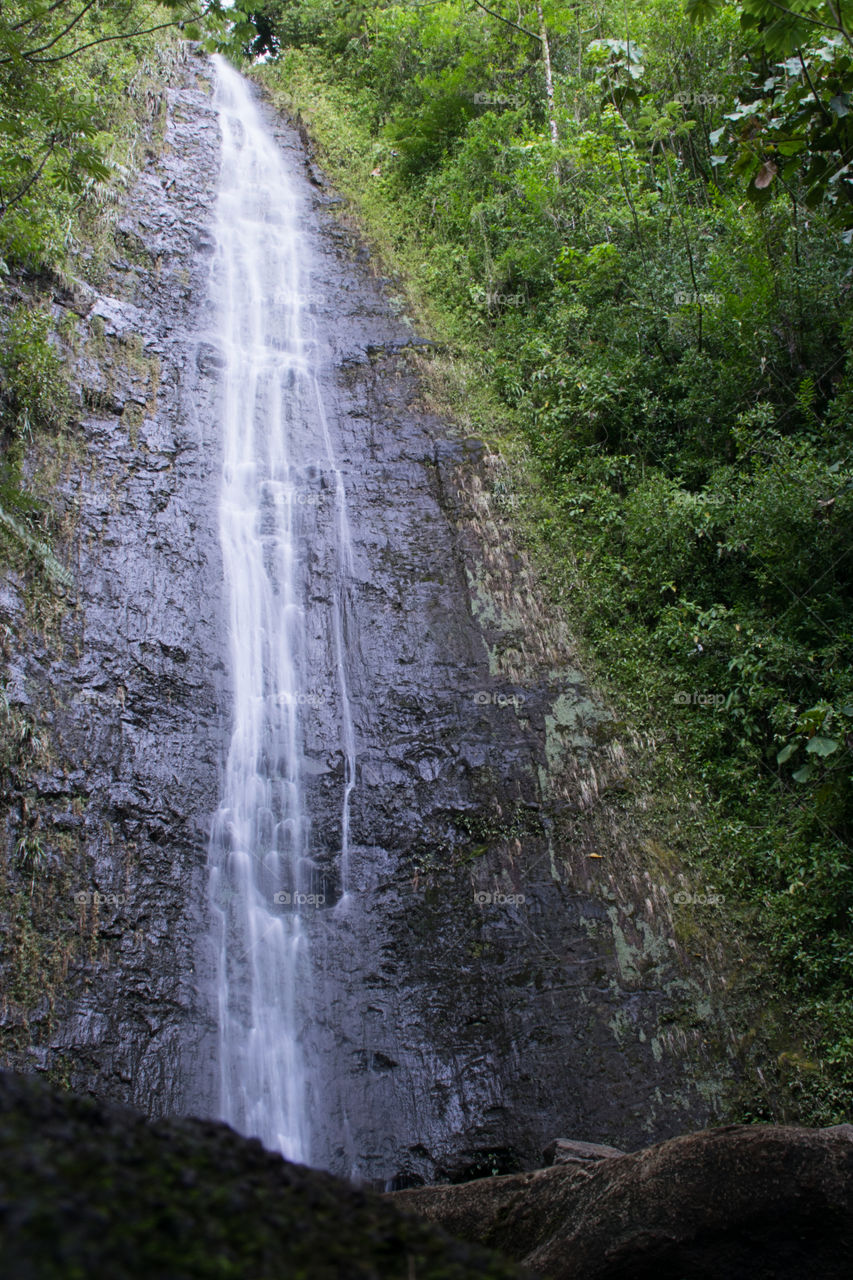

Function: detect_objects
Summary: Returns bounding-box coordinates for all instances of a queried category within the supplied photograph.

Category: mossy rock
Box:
[0,1072,530,1279]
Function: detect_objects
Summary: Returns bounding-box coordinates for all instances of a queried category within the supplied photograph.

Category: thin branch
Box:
[798,48,834,124]
[758,0,853,52]
[0,137,58,221]
[536,0,558,145]
[611,137,673,363]
[10,0,84,34]
[28,17,203,65]
[663,142,704,353]
[471,0,542,42]
[13,0,102,61]
[1,3,203,67]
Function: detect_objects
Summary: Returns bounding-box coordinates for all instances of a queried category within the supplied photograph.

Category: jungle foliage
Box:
[242,0,853,1119]
[0,2,238,268]
[0,2,234,576]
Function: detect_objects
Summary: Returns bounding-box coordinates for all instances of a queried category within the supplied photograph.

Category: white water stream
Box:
[207,55,355,1163]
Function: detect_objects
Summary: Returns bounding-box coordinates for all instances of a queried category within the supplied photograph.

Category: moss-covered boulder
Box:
[0,1072,529,1279]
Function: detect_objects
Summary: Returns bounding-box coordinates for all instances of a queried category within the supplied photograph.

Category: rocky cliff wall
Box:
[0,46,224,1116]
[0,47,736,1186]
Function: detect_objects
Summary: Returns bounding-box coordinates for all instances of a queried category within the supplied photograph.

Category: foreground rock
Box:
[392,1123,853,1279]
[0,1073,529,1280]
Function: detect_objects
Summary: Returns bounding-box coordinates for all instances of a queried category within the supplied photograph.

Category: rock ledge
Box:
[391,1122,853,1279]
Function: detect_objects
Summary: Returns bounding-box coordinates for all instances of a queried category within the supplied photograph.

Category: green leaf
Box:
[777,741,799,764]
[684,0,724,22]
[805,735,840,757]
[792,764,815,783]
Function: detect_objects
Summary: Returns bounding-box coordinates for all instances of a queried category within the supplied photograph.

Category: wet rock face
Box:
[0,48,225,1115]
[0,1071,529,1280]
[390,1123,853,1279]
[2,51,731,1180]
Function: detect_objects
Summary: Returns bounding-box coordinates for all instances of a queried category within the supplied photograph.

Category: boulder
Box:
[0,1072,529,1280]
[391,1123,853,1279]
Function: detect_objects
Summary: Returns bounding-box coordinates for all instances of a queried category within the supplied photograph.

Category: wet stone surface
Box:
[1,49,225,1116]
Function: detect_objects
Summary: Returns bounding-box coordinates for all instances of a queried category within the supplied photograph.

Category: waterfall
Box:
[207,55,355,1164]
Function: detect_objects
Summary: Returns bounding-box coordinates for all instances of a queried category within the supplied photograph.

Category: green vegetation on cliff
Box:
[243,0,853,1120]
[0,0,851,1128]
[0,3,207,578]
[0,3,233,270]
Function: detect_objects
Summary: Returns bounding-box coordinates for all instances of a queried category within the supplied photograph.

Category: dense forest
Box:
[1,0,851,1125]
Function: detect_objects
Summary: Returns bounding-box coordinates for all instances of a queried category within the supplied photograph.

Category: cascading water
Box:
[207,55,355,1164]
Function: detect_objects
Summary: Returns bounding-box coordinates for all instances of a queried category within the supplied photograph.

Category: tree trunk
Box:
[537,2,559,145]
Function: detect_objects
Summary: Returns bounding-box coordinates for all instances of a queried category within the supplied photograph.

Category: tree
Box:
[0,2,229,250]
[471,0,559,142]
[686,0,853,231]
